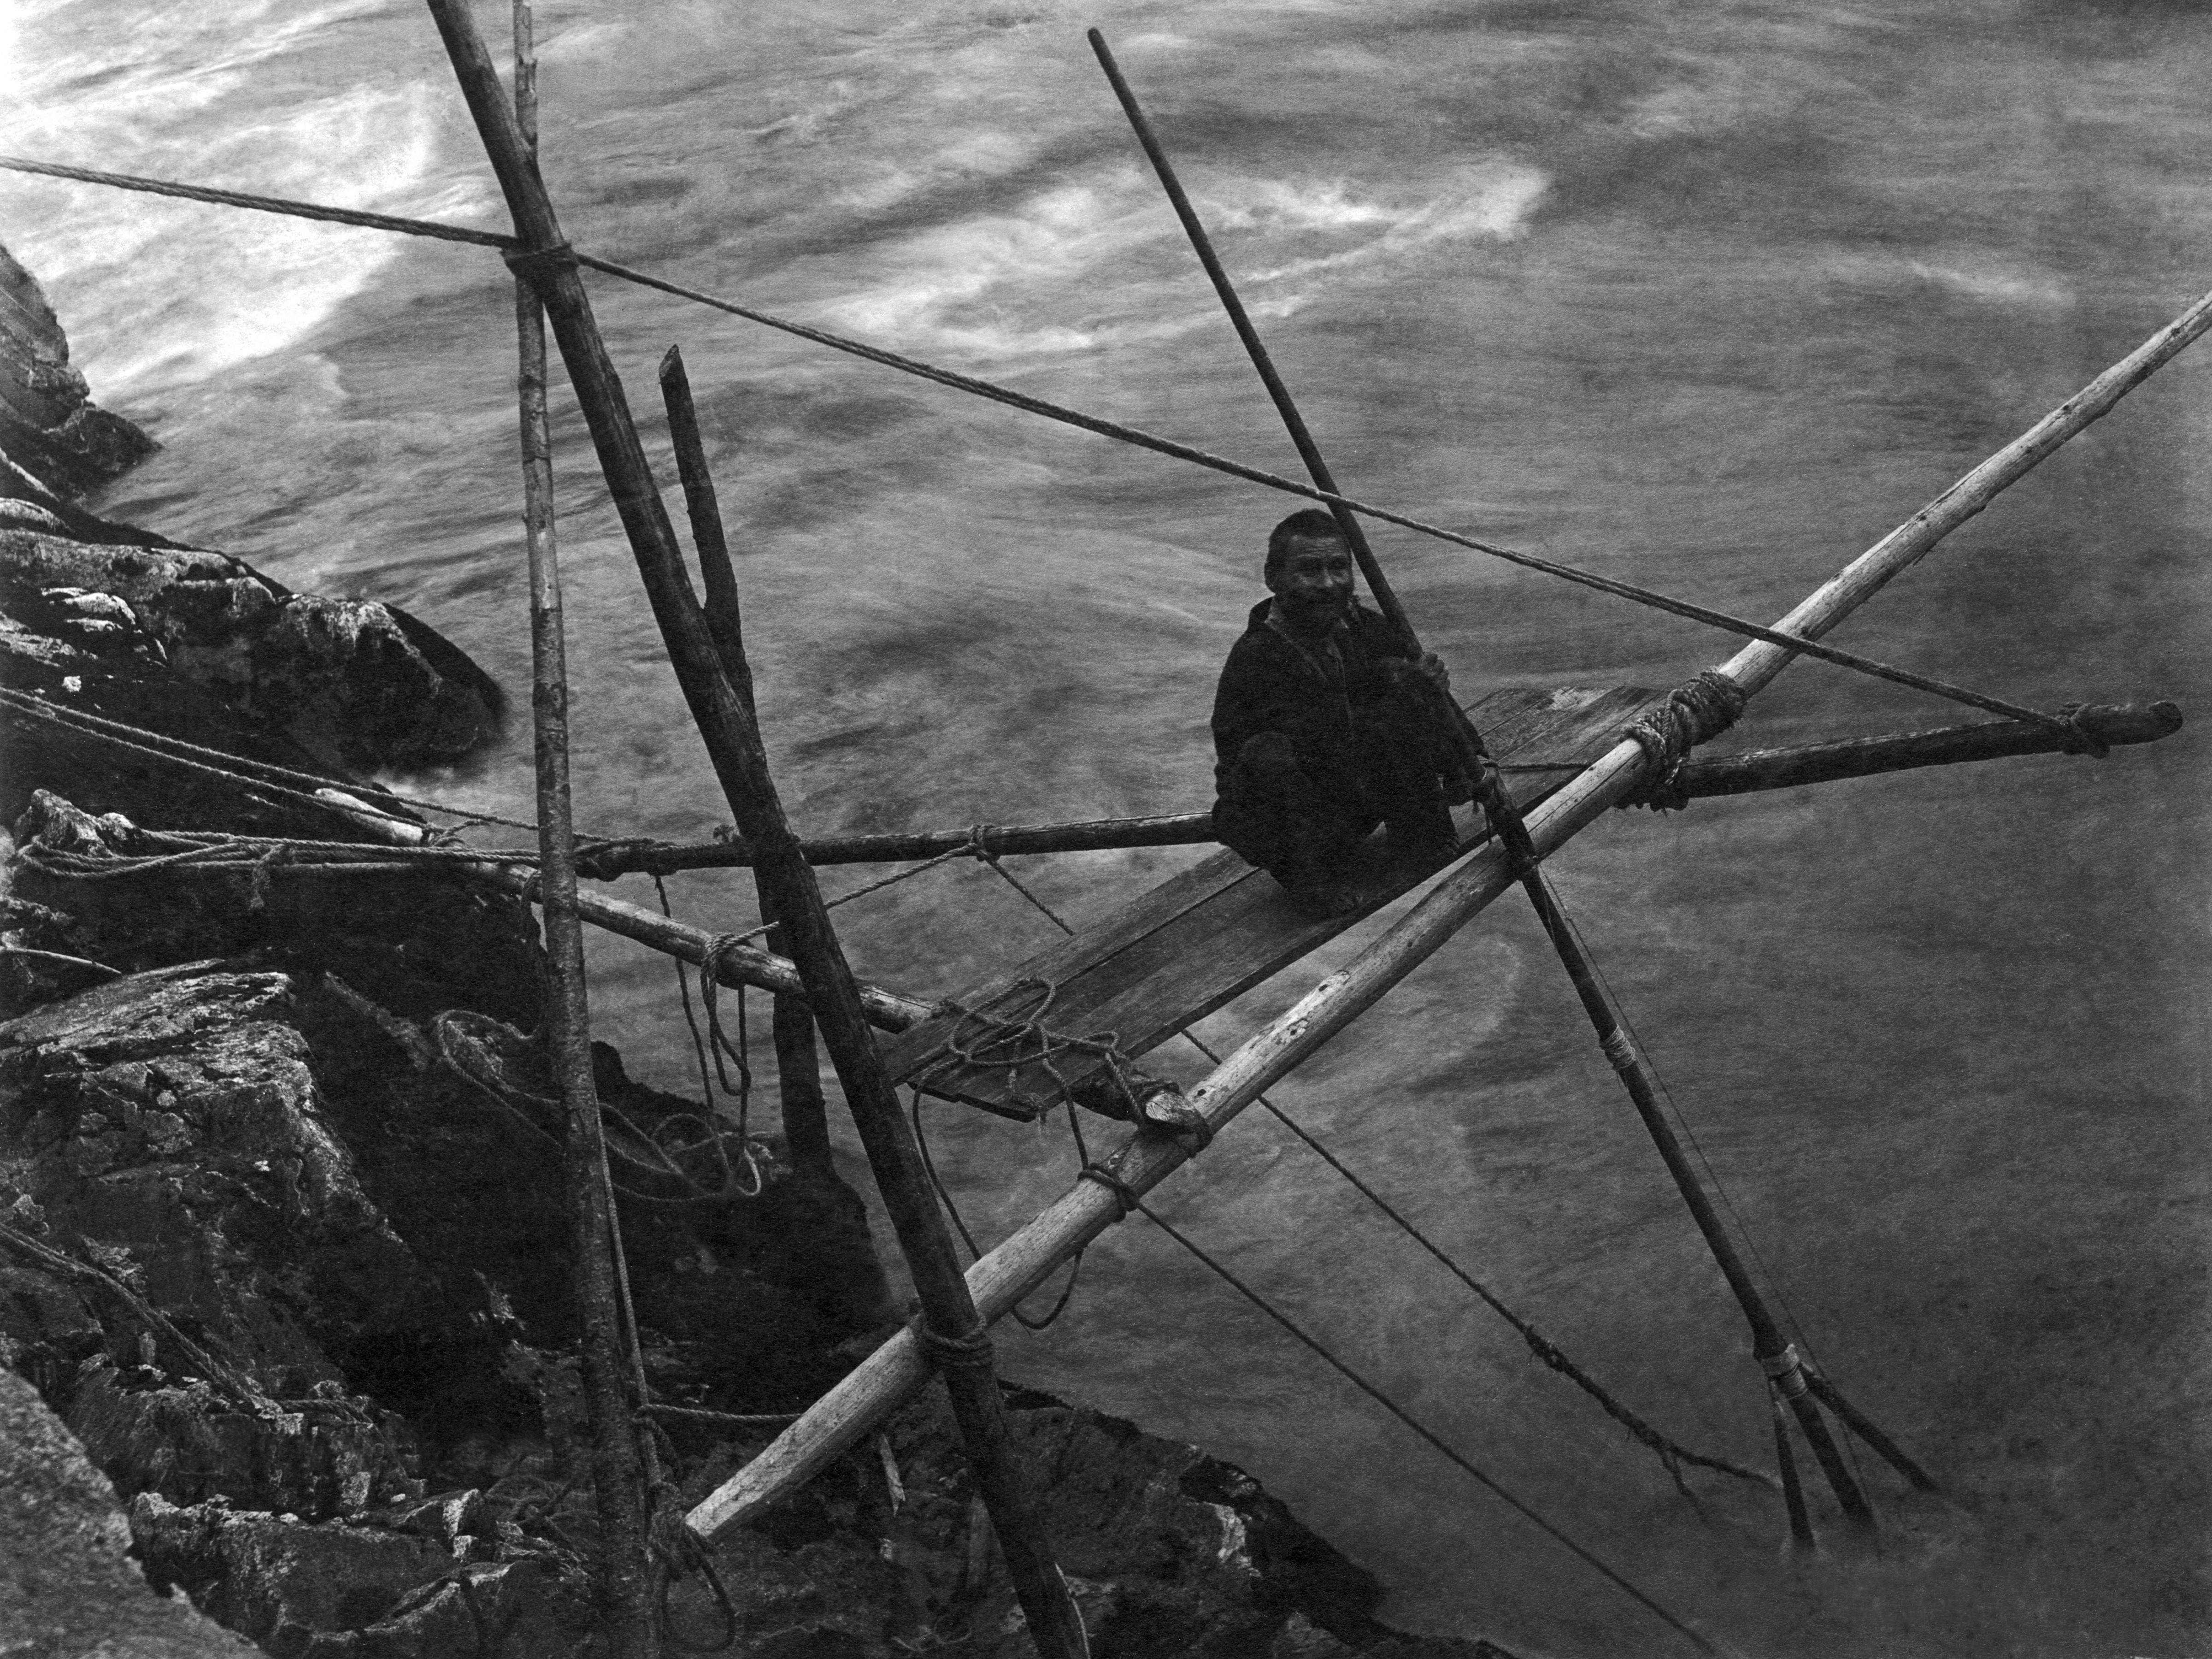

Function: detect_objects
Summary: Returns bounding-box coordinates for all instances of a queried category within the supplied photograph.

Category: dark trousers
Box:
[1214,692,1456,888]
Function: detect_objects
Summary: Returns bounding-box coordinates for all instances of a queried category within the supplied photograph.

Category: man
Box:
[1211,508,1471,916]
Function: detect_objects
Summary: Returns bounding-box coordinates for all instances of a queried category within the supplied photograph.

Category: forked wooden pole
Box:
[657,346,834,1173]
[1090,25,1888,1530]
[510,3,657,1649]
[692,274,2212,1534]
[424,8,1085,1649]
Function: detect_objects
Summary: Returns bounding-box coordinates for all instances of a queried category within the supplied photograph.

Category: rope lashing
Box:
[2055,703,2112,759]
[914,1316,998,1374]
[502,239,578,279]
[0,159,2091,735]
[1599,1027,1640,1075]
[647,1489,738,1654]
[1758,1343,1812,1402]
[1077,1163,1144,1220]
[1623,671,1749,811]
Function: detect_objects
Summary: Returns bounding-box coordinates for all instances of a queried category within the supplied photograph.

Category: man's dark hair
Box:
[1265,508,1347,579]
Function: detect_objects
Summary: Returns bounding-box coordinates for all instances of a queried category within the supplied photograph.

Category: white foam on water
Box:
[0,0,488,397]
[814,153,1547,364]
[1230,161,1548,286]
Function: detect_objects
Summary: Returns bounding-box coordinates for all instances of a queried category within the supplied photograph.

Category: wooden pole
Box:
[691,282,2210,1531]
[422,10,1086,1649]
[657,344,833,1173]
[1090,27,1894,1529]
[510,4,656,1650]
[571,697,2179,875]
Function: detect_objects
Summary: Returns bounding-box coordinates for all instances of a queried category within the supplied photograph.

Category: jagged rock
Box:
[0,528,505,812]
[131,1494,590,1659]
[0,242,158,504]
[0,1363,256,1659]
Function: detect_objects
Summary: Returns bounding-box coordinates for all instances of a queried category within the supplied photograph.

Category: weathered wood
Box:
[884,685,1661,1121]
[586,811,1218,874]
[509,6,656,1652]
[1667,700,2180,799]
[657,348,835,1176]
[688,278,2212,1538]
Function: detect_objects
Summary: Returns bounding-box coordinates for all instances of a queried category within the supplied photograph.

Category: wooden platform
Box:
[877,685,1663,1122]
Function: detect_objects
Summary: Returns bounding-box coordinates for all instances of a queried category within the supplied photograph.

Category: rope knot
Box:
[965,822,1000,862]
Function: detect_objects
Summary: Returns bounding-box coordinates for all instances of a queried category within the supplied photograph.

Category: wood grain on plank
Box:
[888,685,1664,1119]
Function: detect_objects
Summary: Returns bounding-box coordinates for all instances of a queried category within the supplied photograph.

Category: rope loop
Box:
[965,822,999,862]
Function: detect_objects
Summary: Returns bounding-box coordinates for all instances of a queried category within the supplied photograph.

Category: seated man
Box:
[1211,508,1470,915]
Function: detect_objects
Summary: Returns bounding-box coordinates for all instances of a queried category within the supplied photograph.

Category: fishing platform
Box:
[885,684,1663,1122]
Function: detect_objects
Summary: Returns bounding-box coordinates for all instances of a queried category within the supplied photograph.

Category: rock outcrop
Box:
[0,243,157,508]
[0,243,1512,1659]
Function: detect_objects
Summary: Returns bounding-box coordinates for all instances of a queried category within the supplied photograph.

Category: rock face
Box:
[0,1363,256,1659]
[0,239,503,828]
[0,243,157,506]
[0,243,1514,1659]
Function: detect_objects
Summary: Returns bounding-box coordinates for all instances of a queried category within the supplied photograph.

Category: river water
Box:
[5,1,2208,1653]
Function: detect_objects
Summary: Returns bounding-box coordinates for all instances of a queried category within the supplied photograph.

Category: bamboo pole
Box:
[306,801,940,1033]
[509,4,656,1649]
[690,281,2212,1534]
[657,344,833,1173]
[1089,26,1891,1529]
[422,10,1086,1648]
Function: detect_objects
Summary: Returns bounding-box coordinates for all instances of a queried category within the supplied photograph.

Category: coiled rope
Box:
[0,154,2080,737]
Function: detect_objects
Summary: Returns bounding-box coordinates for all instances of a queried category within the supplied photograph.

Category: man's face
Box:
[1268,532,1355,629]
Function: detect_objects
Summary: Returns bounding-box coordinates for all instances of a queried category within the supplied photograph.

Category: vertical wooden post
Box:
[510,4,657,1651]
[655,347,833,1176]
[425,8,1085,1649]
[1091,26,1894,1533]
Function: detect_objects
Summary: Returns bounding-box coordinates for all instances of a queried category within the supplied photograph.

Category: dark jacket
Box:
[1210,598,1414,800]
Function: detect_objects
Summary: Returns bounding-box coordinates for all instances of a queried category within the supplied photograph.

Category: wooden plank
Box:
[883,685,1664,1120]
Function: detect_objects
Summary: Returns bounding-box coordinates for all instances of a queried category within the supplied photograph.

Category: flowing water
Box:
[5,1,2208,1653]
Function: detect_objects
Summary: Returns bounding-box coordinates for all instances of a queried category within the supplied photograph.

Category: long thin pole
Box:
[1091,27,1880,1526]
[510,4,656,1650]
[422,10,1085,1651]
[657,346,833,1173]
[564,695,2177,876]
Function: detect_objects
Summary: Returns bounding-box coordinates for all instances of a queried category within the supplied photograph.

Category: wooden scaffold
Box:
[0,5,2202,1654]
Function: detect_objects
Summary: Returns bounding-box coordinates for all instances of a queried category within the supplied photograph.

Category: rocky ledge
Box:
[0,246,1506,1659]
